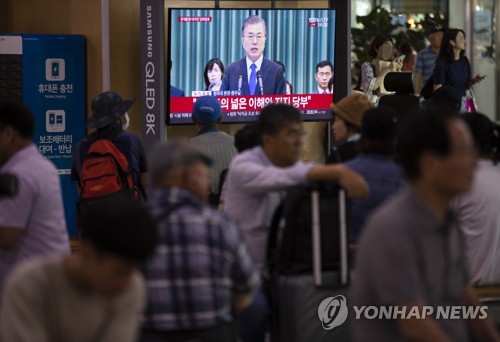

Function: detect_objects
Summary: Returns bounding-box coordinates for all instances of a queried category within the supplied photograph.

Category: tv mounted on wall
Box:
[167,8,337,124]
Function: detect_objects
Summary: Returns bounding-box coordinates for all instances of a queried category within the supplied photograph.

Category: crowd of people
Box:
[170,15,334,97]
[0,19,499,342]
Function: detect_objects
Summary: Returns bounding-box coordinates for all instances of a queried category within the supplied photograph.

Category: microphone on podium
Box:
[257,71,264,95]
[237,75,243,94]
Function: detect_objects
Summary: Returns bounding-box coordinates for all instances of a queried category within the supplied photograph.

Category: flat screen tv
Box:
[167,8,336,124]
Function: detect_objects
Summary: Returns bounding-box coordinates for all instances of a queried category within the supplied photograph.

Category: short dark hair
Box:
[257,104,302,139]
[316,60,334,73]
[0,99,35,139]
[241,15,267,37]
[396,109,460,180]
[80,195,158,262]
[358,107,398,156]
[234,123,259,153]
[368,34,394,58]
[463,112,500,164]
[203,58,225,89]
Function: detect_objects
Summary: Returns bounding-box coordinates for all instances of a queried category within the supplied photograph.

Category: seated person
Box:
[455,112,500,285]
[190,96,237,206]
[344,107,404,245]
[141,140,259,342]
[357,34,402,96]
[326,93,373,164]
[0,195,158,342]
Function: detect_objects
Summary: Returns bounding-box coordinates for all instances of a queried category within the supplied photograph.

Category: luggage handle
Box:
[311,185,348,287]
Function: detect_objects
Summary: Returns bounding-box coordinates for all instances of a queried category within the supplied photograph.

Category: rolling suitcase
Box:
[268,182,351,342]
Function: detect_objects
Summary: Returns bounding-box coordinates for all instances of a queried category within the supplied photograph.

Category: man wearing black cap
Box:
[71,91,148,199]
[414,25,444,93]
[190,96,236,205]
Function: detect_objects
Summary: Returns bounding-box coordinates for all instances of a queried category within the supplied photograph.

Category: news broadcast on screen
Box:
[168,8,336,124]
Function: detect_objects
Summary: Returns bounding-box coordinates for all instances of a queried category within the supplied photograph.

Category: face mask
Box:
[122,113,130,131]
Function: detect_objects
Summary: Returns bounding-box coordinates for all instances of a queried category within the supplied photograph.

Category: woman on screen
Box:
[204,58,225,92]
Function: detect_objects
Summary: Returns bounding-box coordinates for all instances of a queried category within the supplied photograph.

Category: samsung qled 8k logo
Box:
[318,295,348,330]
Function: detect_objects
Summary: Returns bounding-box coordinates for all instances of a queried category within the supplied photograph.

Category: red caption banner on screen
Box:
[170,94,333,115]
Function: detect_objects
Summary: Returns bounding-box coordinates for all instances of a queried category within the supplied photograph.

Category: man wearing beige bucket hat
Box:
[326,93,374,164]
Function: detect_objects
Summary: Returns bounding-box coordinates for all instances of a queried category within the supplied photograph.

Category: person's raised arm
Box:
[372,60,403,92]
[307,164,368,198]
[467,74,486,89]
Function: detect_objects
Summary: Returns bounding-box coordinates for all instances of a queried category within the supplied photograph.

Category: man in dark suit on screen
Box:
[220,15,286,95]
[169,60,185,97]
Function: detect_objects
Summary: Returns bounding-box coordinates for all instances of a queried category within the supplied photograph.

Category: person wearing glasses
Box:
[220,15,286,95]
[314,60,334,94]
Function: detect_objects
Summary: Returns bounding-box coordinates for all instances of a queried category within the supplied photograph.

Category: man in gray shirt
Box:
[352,110,499,341]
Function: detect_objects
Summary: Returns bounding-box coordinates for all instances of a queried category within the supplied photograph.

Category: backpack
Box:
[78,136,135,200]
[267,182,348,275]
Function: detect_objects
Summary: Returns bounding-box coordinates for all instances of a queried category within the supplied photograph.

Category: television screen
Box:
[168,8,336,124]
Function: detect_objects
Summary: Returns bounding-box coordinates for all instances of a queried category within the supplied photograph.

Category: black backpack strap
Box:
[266,200,284,275]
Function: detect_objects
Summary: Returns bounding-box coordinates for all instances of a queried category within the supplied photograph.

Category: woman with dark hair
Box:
[204,58,225,91]
[455,112,500,285]
[358,34,402,95]
[433,29,485,108]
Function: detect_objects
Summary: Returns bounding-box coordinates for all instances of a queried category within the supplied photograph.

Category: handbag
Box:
[465,88,478,112]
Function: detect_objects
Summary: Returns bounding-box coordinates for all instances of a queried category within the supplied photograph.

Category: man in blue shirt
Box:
[414,26,443,93]
[344,107,404,244]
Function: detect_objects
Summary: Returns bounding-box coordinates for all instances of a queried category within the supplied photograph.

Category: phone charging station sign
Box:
[0,35,86,237]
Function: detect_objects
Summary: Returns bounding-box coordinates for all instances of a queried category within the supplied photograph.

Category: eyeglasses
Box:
[243,34,266,42]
